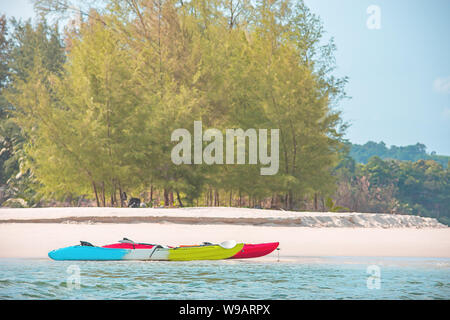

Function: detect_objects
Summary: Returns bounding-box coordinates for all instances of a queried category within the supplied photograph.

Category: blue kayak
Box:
[48,246,130,261]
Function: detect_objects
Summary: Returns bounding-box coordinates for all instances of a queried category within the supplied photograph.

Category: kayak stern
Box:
[230,242,279,259]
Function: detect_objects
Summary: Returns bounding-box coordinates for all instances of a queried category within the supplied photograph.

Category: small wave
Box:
[0,279,13,286]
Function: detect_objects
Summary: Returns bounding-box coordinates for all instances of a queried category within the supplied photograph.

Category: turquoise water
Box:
[0,257,449,299]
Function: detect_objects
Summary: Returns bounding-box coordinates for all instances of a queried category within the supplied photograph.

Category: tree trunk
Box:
[92,182,100,207]
[214,190,219,206]
[118,181,124,208]
[176,190,183,207]
[288,191,293,210]
[113,182,117,207]
[110,179,116,207]
[164,188,169,207]
[101,181,106,207]
[169,191,174,207]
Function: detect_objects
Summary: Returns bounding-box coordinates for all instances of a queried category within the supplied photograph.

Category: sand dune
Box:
[0,207,445,228]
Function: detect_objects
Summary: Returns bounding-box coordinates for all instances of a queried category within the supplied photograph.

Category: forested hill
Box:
[347,141,450,167]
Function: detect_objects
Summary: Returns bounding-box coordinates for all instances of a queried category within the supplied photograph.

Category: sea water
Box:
[0,257,448,299]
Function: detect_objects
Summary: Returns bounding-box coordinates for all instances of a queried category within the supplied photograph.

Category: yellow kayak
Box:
[168,242,244,261]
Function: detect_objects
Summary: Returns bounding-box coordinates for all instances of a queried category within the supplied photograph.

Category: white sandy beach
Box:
[0,207,449,259]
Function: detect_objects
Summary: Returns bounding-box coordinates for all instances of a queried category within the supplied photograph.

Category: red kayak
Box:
[102,238,174,249]
[103,242,157,249]
[229,242,279,259]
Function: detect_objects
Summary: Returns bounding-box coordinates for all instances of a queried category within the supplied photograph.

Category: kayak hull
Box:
[229,242,279,259]
[168,244,243,261]
[48,246,130,261]
[48,243,244,261]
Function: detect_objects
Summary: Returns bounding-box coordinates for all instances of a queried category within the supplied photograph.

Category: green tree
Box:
[20,0,348,209]
[2,19,65,206]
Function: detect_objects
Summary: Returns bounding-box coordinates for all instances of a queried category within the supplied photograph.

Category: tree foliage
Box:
[332,156,450,225]
[348,141,450,168]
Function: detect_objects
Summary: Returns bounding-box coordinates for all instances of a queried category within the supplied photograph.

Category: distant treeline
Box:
[333,155,450,226]
[337,142,449,226]
[347,141,450,168]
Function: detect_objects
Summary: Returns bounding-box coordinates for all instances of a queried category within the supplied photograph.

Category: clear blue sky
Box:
[304,0,450,155]
[1,0,450,155]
